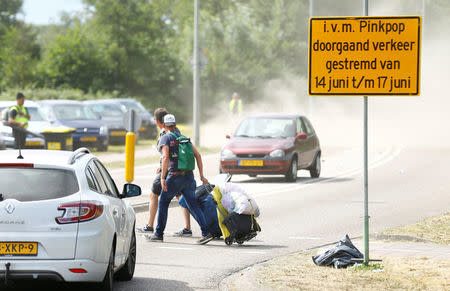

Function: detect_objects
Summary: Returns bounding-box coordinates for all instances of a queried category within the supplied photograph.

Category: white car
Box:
[0,148,141,290]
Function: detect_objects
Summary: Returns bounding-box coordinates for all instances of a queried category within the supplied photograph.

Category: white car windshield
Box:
[235,118,295,138]
[0,168,79,202]
[120,101,146,113]
[53,104,98,120]
[27,107,46,122]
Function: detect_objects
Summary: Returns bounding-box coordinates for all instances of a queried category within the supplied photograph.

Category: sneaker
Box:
[197,233,214,245]
[136,225,154,233]
[173,228,193,237]
[145,234,163,242]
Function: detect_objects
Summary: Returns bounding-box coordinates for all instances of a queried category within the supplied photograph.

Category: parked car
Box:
[38,100,109,151]
[84,100,128,145]
[113,98,157,139]
[220,114,321,182]
[0,148,141,290]
[0,100,48,149]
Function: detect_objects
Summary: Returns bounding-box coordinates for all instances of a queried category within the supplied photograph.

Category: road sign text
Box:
[309,16,421,96]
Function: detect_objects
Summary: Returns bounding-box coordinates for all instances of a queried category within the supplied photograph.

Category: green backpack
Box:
[169,132,195,171]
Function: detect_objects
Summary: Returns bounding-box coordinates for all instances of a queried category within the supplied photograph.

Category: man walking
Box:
[146,114,213,244]
[136,108,204,237]
[8,92,30,149]
[228,92,242,116]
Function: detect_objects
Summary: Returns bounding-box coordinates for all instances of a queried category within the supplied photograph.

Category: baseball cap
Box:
[163,114,176,126]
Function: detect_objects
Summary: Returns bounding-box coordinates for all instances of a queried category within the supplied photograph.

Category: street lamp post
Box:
[193,0,200,146]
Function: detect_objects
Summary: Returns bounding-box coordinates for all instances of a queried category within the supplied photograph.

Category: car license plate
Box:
[48,142,61,150]
[111,131,126,136]
[0,242,38,256]
[25,141,42,147]
[239,160,263,167]
[139,126,147,132]
[81,136,97,142]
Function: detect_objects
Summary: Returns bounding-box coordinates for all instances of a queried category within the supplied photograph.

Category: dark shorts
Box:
[151,173,162,195]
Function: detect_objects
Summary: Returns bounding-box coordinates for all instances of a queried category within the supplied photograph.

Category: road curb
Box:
[219,234,446,290]
[370,233,432,243]
[132,200,179,213]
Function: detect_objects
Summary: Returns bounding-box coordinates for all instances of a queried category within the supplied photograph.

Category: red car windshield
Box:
[235,118,295,138]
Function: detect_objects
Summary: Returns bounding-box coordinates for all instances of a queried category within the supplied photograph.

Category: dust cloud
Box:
[199,1,450,151]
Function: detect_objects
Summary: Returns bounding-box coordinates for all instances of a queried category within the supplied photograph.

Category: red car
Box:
[220,114,321,182]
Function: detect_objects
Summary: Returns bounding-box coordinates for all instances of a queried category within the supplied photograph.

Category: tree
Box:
[81,0,181,102]
[0,0,23,33]
[0,23,39,88]
[38,24,108,92]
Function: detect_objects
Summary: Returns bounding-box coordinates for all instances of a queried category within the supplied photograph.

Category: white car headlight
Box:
[221,149,236,159]
[99,126,108,135]
[269,149,285,158]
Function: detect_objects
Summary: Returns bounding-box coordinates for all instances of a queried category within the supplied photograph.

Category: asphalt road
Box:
[5,145,450,291]
[111,145,449,290]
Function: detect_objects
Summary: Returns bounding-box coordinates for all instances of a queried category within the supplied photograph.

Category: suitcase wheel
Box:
[225,237,233,246]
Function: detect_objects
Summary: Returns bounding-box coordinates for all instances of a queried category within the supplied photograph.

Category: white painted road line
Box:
[252,145,404,199]
[289,237,321,240]
[157,246,194,251]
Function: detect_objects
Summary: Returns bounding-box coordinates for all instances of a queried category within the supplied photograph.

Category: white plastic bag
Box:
[230,191,260,217]
[221,183,260,217]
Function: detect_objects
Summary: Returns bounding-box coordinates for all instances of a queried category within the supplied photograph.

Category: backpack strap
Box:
[168,131,180,140]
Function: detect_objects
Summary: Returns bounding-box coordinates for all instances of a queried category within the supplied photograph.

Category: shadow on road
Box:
[232,176,354,184]
[2,277,194,291]
[144,239,287,251]
[115,277,194,291]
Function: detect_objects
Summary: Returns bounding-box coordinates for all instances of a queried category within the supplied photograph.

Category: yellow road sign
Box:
[309,16,421,96]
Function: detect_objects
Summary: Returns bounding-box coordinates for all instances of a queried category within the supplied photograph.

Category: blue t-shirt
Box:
[159,129,184,174]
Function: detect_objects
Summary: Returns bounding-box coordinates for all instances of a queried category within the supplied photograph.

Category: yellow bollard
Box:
[125,132,136,182]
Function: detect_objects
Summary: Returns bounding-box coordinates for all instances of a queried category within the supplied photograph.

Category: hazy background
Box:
[200,0,450,150]
[1,0,449,150]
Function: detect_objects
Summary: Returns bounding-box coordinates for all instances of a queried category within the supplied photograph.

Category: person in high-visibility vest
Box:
[8,92,30,149]
[229,92,243,115]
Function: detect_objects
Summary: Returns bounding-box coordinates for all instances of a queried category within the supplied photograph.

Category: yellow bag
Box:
[212,186,230,239]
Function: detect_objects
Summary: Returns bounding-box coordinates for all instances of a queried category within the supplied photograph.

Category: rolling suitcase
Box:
[222,212,261,245]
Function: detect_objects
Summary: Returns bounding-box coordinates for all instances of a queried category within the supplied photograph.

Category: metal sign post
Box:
[308,0,314,117]
[363,0,370,267]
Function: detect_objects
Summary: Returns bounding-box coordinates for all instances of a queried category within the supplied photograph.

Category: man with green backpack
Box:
[146,114,214,244]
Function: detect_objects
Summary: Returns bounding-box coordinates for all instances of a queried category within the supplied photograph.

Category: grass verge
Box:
[256,252,449,291]
[381,212,450,245]
[253,212,450,291]
[103,146,220,169]
[92,138,156,156]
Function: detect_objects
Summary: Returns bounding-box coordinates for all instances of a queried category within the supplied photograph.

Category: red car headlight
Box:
[269,149,285,158]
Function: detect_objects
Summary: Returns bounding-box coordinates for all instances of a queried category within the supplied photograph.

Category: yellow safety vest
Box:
[229,99,242,114]
[9,105,29,129]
